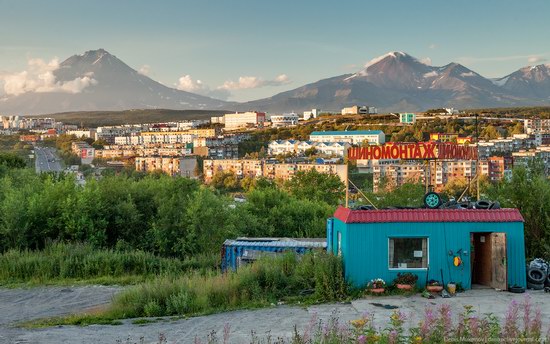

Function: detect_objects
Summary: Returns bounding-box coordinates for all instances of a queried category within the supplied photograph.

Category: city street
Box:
[34,146,63,173]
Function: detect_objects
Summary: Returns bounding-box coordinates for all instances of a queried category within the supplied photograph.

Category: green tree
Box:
[285,169,344,206]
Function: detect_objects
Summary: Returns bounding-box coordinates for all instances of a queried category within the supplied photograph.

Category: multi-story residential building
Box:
[270,113,299,127]
[303,108,320,120]
[476,135,536,158]
[524,117,550,135]
[429,133,472,144]
[183,128,219,138]
[268,140,350,157]
[224,111,266,130]
[372,162,425,192]
[479,156,513,182]
[203,159,346,183]
[71,142,95,165]
[135,156,197,177]
[309,130,385,145]
[512,145,550,174]
[429,160,477,191]
[67,129,96,139]
[194,145,239,160]
[139,132,196,144]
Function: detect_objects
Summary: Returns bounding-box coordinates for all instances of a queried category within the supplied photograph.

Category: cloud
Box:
[419,57,432,65]
[175,74,231,100]
[0,57,97,96]
[429,43,437,50]
[527,56,547,64]
[138,64,151,76]
[219,74,291,90]
[175,73,291,100]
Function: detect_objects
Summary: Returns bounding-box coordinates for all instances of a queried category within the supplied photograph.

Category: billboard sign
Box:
[347,142,478,161]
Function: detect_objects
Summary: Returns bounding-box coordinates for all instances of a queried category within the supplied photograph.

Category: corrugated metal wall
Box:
[332,218,526,289]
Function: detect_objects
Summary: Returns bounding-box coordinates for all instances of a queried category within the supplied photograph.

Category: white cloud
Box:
[219,74,291,90]
[175,74,231,100]
[138,64,151,76]
[527,56,546,64]
[0,57,97,96]
[420,57,432,65]
[429,43,437,50]
[176,74,206,93]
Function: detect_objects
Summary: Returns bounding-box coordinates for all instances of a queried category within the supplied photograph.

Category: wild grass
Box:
[25,251,348,327]
[0,242,217,286]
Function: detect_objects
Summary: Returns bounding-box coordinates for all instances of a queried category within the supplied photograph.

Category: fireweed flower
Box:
[503,300,520,340]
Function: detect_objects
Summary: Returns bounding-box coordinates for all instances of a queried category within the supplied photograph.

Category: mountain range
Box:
[1,49,550,115]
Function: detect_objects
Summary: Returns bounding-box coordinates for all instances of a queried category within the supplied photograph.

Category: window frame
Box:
[388,236,429,270]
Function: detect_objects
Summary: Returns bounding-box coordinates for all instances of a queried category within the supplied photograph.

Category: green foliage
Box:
[486,165,550,258]
[0,152,26,169]
[41,252,348,323]
[285,169,345,206]
[0,242,214,285]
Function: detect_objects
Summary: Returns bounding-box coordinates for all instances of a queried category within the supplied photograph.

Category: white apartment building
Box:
[303,108,321,120]
[268,140,350,157]
[309,130,385,145]
[270,113,299,127]
[67,129,96,139]
[224,111,266,130]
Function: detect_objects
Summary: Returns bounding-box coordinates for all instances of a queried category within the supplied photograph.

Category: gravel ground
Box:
[0,286,548,344]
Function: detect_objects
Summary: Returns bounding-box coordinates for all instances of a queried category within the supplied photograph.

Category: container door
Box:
[491,233,507,290]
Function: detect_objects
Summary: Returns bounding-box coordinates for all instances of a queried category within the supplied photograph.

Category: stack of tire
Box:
[527,258,549,290]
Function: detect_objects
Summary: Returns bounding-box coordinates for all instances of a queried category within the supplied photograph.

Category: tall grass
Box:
[0,242,217,285]
[106,251,347,319]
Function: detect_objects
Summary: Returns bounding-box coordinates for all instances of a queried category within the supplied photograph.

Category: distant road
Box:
[34,146,63,173]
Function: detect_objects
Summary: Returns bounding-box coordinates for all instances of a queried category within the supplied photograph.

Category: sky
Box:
[1,0,550,102]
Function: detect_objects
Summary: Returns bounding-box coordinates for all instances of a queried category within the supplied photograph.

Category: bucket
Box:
[447,283,456,295]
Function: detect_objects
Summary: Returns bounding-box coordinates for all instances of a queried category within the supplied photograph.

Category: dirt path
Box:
[1,286,548,344]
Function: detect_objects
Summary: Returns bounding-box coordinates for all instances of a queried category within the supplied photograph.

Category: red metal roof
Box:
[333,206,524,224]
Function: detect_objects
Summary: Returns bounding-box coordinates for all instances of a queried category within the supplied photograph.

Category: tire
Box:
[546,274,550,287]
[457,202,470,209]
[527,281,545,290]
[423,192,442,209]
[508,285,525,293]
[489,201,501,210]
[475,200,491,209]
[527,268,547,284]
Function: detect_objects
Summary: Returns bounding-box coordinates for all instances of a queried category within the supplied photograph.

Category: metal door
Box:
[491,233,507,290]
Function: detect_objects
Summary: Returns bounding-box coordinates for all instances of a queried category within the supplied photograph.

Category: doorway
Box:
[471,232,507,290]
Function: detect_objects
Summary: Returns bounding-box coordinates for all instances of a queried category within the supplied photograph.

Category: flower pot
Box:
[369,288,385,294]
[447,283,456,294]
[396,284,414,290]
[426,285,443,292]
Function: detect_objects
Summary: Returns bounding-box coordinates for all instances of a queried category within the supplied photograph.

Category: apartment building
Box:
[270,113,299,128]
[476,135,536,158]
[224,111,266,130]
[268,140,350,157]
[373,163,425,192]
[479,156,513,182]
[67,129,96,139]
[203,159,346,183]
[309,130,385,145]
[71,142,95,165]
[194,145,239,160]
[303,109,320,120]
[429,133,472,144]
[429,160,477,191]
[135,156,197,177]
[512,145,550,174]
[524,117,550,135]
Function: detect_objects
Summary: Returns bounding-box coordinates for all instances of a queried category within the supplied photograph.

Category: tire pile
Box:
[527,258,550,291]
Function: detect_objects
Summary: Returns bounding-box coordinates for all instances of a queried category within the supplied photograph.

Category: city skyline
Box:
[1,0,550,102]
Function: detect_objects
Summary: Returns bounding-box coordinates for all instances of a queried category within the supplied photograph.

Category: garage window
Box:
[389,237,428,269]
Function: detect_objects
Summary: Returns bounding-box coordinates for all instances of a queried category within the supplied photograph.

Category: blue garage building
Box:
[327,206,526,290]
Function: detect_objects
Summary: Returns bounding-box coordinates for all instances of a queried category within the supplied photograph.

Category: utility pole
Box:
[475,113,480,200]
